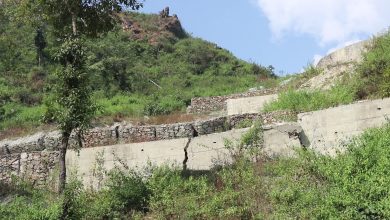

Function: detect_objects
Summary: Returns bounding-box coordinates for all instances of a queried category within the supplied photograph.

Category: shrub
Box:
[356,32,390,98]
[0,181,62,220]
[147,124,266,219]
[79,168,150,219]
[270,123,390,219]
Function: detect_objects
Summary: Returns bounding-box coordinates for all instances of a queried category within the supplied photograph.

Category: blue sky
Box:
[139,0,390,75]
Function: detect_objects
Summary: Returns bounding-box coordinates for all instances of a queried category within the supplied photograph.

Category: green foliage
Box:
[0,124,265,219]
[225,120,264,161]
[104,169,150,212]
[0,180,62,220]
[147,163,264,219]
[270,123,390,219]
[0,10,274,132]
[234,119,253,129]
[356,32,390,98]
[148,124,265,219]
[78,169,150,219]
[263,84,356,113]
[49,37,96,135]
[302,63,322,78]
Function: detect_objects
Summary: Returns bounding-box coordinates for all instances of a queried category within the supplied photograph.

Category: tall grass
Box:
[263,84,356,113]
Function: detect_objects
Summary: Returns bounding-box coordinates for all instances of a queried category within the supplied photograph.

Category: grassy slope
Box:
[263,31,390,114]
[0,11,275,135]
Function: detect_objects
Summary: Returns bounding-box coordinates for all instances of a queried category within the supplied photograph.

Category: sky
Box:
[139,0,390,75]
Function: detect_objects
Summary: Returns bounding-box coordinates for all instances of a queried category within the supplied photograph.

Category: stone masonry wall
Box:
[187,89,276,114]
[0,111,292,156]
[0,151,59,187]
[0,154,20,183]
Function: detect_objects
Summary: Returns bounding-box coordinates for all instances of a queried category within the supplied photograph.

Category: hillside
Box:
[3,3,390,219]
[0,9,275,136]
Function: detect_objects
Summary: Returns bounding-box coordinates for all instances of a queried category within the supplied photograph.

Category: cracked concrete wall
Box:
[4,97,390,187]
[0,112,290,155]
[64,123,302,188]
[298,98,390,155]
[1,123,302,187]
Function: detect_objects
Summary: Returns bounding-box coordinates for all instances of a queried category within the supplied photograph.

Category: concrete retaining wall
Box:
[3,97,390,187]
[66,124,301,187]
[226,94,278,115]
[0,112,291,155]
[187,89,276,114]
[298,98,390,155]
[0,123,302,187]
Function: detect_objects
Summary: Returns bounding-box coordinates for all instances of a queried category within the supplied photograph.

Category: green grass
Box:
[263,84,356,113]
[355,32,390,99]
[0,104,45,131]
[0,10,276,132]
[270,123,390,219]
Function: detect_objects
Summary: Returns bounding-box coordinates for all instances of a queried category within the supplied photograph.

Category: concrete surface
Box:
[187,128,250,170]
[226,94,278,115]
[298,98,390,155]
[66,124,301,187]
[263,123,302,157]
[66,138,189,187]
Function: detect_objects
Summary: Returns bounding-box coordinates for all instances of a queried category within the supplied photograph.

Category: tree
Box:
[34,27,46,66]
[16,0,143,196]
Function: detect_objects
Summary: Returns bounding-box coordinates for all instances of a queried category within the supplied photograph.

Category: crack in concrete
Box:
[183,138,192,171]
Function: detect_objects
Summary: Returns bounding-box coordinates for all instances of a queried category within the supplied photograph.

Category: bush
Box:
[270,123,390,219]
[80,169,150,219]
[0,181,62,220]
[147,124,266,219]
[356,32,390,98]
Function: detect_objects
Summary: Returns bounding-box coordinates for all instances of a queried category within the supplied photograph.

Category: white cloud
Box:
[257,0,390,46]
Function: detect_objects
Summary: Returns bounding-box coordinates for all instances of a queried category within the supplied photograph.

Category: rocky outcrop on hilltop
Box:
[300,39,372,90]
[119,8,186,46]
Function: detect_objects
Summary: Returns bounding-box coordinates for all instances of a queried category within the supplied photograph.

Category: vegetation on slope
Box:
[355,30,390,99]
[264,30,390,114]
[0,9,275,134]
[263,84,356,113]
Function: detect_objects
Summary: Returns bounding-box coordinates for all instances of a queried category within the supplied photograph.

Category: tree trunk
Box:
[58,131,70,194]
[38,52,42,66]
[71,13,77,35]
